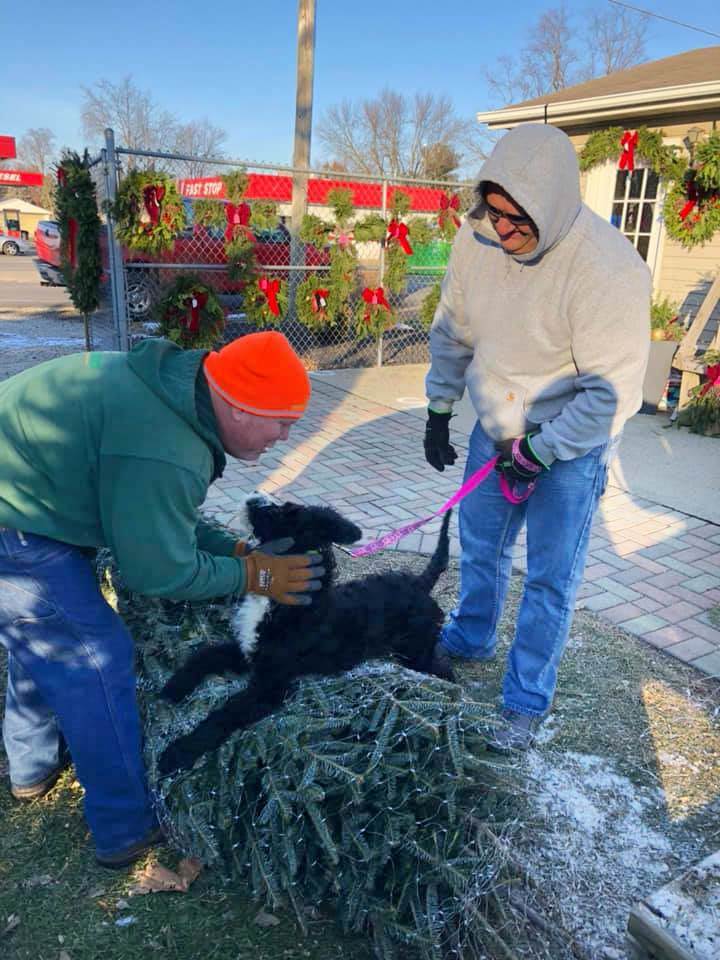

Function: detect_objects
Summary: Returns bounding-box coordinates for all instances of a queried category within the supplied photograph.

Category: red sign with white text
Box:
[0,136,17,160]
[0,169,44,187]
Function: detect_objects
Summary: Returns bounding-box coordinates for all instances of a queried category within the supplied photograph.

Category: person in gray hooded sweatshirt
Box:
[425,123,650,752]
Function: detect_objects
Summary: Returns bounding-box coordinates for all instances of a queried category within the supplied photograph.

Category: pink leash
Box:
[351,455,535,558]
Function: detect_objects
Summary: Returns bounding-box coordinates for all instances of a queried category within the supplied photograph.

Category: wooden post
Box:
[289,0,316,320]
[674,271,720,410]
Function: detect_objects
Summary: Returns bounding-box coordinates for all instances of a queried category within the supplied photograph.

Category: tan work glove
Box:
[234,537,294,558]
[243,551,325,605]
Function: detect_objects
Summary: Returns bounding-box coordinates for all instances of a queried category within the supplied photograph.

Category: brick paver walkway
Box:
[203,378,720,679]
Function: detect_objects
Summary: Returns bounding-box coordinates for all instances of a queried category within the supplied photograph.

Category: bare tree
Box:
[585,6,648,77]
[170,119,227,177]
[81,76,178,160]
[317,89,477,179]
[17,128,56,175]
[485,3,647,106]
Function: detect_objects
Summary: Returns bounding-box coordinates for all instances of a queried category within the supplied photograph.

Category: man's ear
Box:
[230,407,245,423]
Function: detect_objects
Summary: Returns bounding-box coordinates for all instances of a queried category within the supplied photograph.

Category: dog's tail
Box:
[418,509,452,592]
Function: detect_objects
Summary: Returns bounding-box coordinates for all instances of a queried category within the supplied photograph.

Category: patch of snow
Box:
[516,750,693,958]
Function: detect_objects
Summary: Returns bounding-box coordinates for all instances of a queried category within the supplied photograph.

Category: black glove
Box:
[494,433,548,483]
[424,411,458,472]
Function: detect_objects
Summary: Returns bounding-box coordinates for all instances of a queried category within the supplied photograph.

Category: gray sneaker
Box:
[486,709,541,754]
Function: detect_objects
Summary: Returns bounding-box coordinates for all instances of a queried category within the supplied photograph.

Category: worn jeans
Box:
[0,529,155,856]
[440,422,614,717]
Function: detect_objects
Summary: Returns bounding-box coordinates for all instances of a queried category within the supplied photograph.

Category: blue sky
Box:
[3,0,719,166]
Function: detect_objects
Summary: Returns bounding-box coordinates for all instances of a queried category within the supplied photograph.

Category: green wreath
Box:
[113,169,186,254]
[155,274,225,350]
[663,176,720,248]
[578,126,685,180]
[356,288,393,340]
[296,274,334,333]
[55,150,102,316]
[244,275,288,329]
[663,133,720,248]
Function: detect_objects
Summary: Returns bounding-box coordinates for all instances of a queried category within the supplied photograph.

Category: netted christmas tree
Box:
[100,550,526,960]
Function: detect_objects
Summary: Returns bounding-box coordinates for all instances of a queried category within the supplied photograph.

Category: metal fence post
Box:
[102,128,129,351]
[376,177,388,367]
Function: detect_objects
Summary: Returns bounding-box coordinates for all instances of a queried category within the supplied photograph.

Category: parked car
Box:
[0,231,34,256]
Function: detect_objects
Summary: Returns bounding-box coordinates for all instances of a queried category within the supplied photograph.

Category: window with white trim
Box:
[610,168,661,263]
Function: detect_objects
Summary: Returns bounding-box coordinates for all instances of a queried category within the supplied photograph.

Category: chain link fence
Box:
[97,129,472,369]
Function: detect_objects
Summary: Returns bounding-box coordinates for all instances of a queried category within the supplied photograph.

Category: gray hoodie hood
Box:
[470,123,582,262]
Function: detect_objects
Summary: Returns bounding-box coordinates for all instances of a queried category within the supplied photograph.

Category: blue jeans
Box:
[441,422,613,717]
[0,529,156,856]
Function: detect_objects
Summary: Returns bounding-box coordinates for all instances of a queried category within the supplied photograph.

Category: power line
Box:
[607,0,720,40]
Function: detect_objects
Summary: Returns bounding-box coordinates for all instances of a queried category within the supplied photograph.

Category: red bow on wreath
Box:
[679,178,700,221]
[225,202,252,243]
[258,276,281,316]
[312,288,329,313]
[57,168,67,188]
[618,130,638,172]
[439,192,461,229]
[143,185,165,226]
[387,220,413,255]
[361,286,391,319]
[182,291,208,334]
[700,364,720,397]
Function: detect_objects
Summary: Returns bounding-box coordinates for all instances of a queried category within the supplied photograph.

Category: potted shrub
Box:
[643,296,684,410]
[677,349,720,437]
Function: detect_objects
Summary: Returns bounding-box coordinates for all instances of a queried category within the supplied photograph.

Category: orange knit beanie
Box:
[203,332,311,419]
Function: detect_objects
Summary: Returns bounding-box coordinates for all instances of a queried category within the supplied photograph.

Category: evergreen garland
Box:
[244,276,288,328]
[227,233,258,284]
[54,150,103,316]
[155,274,225,350]
[676,349,720,437]
[249,201,280,232]
[420,281,442,330]
[99,556,525,960]
[113,169,186,254]
[354,213,387,243]
[578,126,684,180]
[299,213,334,249]
[222,169,249,204]
[193,199,226,230]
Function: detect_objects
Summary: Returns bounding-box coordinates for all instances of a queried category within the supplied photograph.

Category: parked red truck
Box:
[34,199,328,319]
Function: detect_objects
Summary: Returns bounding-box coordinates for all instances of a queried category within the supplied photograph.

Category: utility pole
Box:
[289,0,317,318]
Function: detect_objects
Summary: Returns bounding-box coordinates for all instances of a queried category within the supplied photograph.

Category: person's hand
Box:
[234,537,295,557]
[494,434,548,483]
[424,411,457,472]
[243,551,325,605]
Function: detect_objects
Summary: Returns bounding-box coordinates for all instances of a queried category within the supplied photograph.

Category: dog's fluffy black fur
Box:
[157,497,454,775]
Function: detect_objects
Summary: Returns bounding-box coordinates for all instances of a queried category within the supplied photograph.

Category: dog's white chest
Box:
[232,595,271,657]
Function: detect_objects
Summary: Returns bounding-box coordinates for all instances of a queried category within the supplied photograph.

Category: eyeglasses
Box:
[485,201,534,229]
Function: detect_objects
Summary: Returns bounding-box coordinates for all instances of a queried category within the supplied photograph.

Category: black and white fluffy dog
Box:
[157,496,454,775]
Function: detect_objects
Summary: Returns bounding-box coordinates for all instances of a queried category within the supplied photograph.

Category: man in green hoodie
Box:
[425,124,650,752]
[0,331,323,867]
